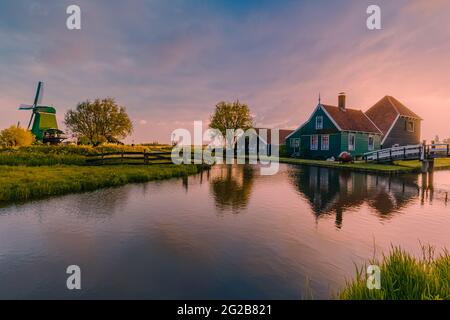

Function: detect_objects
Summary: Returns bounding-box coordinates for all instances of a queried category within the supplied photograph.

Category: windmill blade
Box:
[33,81,44,106]
[27,112,35,130]
[37,83,44,105]
[19,104,34,110]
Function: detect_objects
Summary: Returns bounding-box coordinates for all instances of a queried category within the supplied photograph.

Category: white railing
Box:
[364,143,450,162]
[364,144,422,162]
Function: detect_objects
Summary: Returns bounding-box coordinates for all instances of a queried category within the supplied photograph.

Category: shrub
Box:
[0,126,35,147]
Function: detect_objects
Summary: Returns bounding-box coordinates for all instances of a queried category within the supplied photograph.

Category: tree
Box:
[64,98,133,145]
[0,126,35,147]
[209,100,254,147]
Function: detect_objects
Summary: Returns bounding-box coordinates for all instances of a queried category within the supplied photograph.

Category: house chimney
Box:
[338,92,346,111]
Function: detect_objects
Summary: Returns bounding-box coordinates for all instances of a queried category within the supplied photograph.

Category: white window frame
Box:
[315,116,323,130]
[368,135,375,151]
[406,120,415,133]
[321,135,330,150]
[311,135,318,150]
[348,133,356,151]
[293,138,300,148]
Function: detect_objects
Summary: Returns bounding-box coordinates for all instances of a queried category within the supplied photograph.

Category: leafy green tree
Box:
[65,98,133,146]
[0,126,35,147]
[209,100,254,147]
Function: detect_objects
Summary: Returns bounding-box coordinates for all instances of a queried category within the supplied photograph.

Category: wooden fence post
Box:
[144,151,148,165]
[403,147,406,159]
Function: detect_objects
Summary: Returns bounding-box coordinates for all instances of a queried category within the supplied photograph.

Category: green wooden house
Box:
[285,93,382,159]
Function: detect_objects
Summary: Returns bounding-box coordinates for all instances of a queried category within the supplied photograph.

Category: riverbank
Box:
[0,164,207,205]
[279,157,450,174]
[339,246,450,300]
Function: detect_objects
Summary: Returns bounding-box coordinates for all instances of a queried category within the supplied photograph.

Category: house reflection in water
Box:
[289,166,419,228]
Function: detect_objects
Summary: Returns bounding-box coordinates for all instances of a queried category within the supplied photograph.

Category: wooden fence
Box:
[85,151,174,165]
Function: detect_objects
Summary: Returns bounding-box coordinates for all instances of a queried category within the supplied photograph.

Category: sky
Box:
[1,0,450,143]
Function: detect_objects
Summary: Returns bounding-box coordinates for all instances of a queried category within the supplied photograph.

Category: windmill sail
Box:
[19,104,34,110]
[27,113,35,130]
[33,81,44,106]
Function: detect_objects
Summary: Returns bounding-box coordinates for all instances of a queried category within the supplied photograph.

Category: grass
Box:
[0,164,206,204]
[395,158,450,170]
[279,157,416,173]
[0,144,174,166]
[339,246,450,300]
[0,151,87,166]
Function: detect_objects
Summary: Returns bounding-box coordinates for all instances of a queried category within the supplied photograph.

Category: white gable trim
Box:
[285,104,342,140]
[364,113,383,135]
[381,114,400,145]
[320,105,343,131]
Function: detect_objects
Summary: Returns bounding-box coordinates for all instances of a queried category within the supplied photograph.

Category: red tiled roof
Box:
[255,128,294,144]
[365,96,422,135]
[321,104,381,134]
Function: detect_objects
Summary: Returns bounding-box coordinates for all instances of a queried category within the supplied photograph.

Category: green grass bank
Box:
[0,164,206,205]
[279,157,450,174]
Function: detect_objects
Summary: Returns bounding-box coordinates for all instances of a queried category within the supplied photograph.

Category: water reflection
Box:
[209,165,255,213]
[289,166,420,228]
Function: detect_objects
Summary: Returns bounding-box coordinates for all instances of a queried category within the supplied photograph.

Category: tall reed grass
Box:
[339,246,450,300]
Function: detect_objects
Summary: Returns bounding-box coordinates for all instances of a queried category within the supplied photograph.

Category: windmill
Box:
[19,81,67,144]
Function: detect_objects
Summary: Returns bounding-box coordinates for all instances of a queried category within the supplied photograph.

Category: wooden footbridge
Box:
[364,142,450,172]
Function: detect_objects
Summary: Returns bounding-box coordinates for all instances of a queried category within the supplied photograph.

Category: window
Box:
[406,120,415,132]
[348,133,356,151]
[368,135,375,151]
[316,116,323,130]
[290,138,300,148]
[311,135,318,150]
[321,135,330,150]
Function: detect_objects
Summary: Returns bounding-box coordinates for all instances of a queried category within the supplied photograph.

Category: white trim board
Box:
[285,104,342,140]
[381,114,400,145]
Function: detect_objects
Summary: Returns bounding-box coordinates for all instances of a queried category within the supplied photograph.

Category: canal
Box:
[0,164,448,299]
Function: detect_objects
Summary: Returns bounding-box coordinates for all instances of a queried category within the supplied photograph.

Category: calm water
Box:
[0,164,449,299]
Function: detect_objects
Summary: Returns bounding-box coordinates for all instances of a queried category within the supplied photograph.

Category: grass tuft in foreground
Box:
[339,246,450,300]
[0,164,206,204]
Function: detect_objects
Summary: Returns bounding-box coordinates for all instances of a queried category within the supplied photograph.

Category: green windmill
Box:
[19,81,67,143]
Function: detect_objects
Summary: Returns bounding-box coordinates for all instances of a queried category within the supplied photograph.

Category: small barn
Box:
[365,96,422,149]
[285,93,382,159]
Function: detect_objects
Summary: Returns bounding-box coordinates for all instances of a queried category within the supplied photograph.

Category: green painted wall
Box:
[341,132,381,157]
